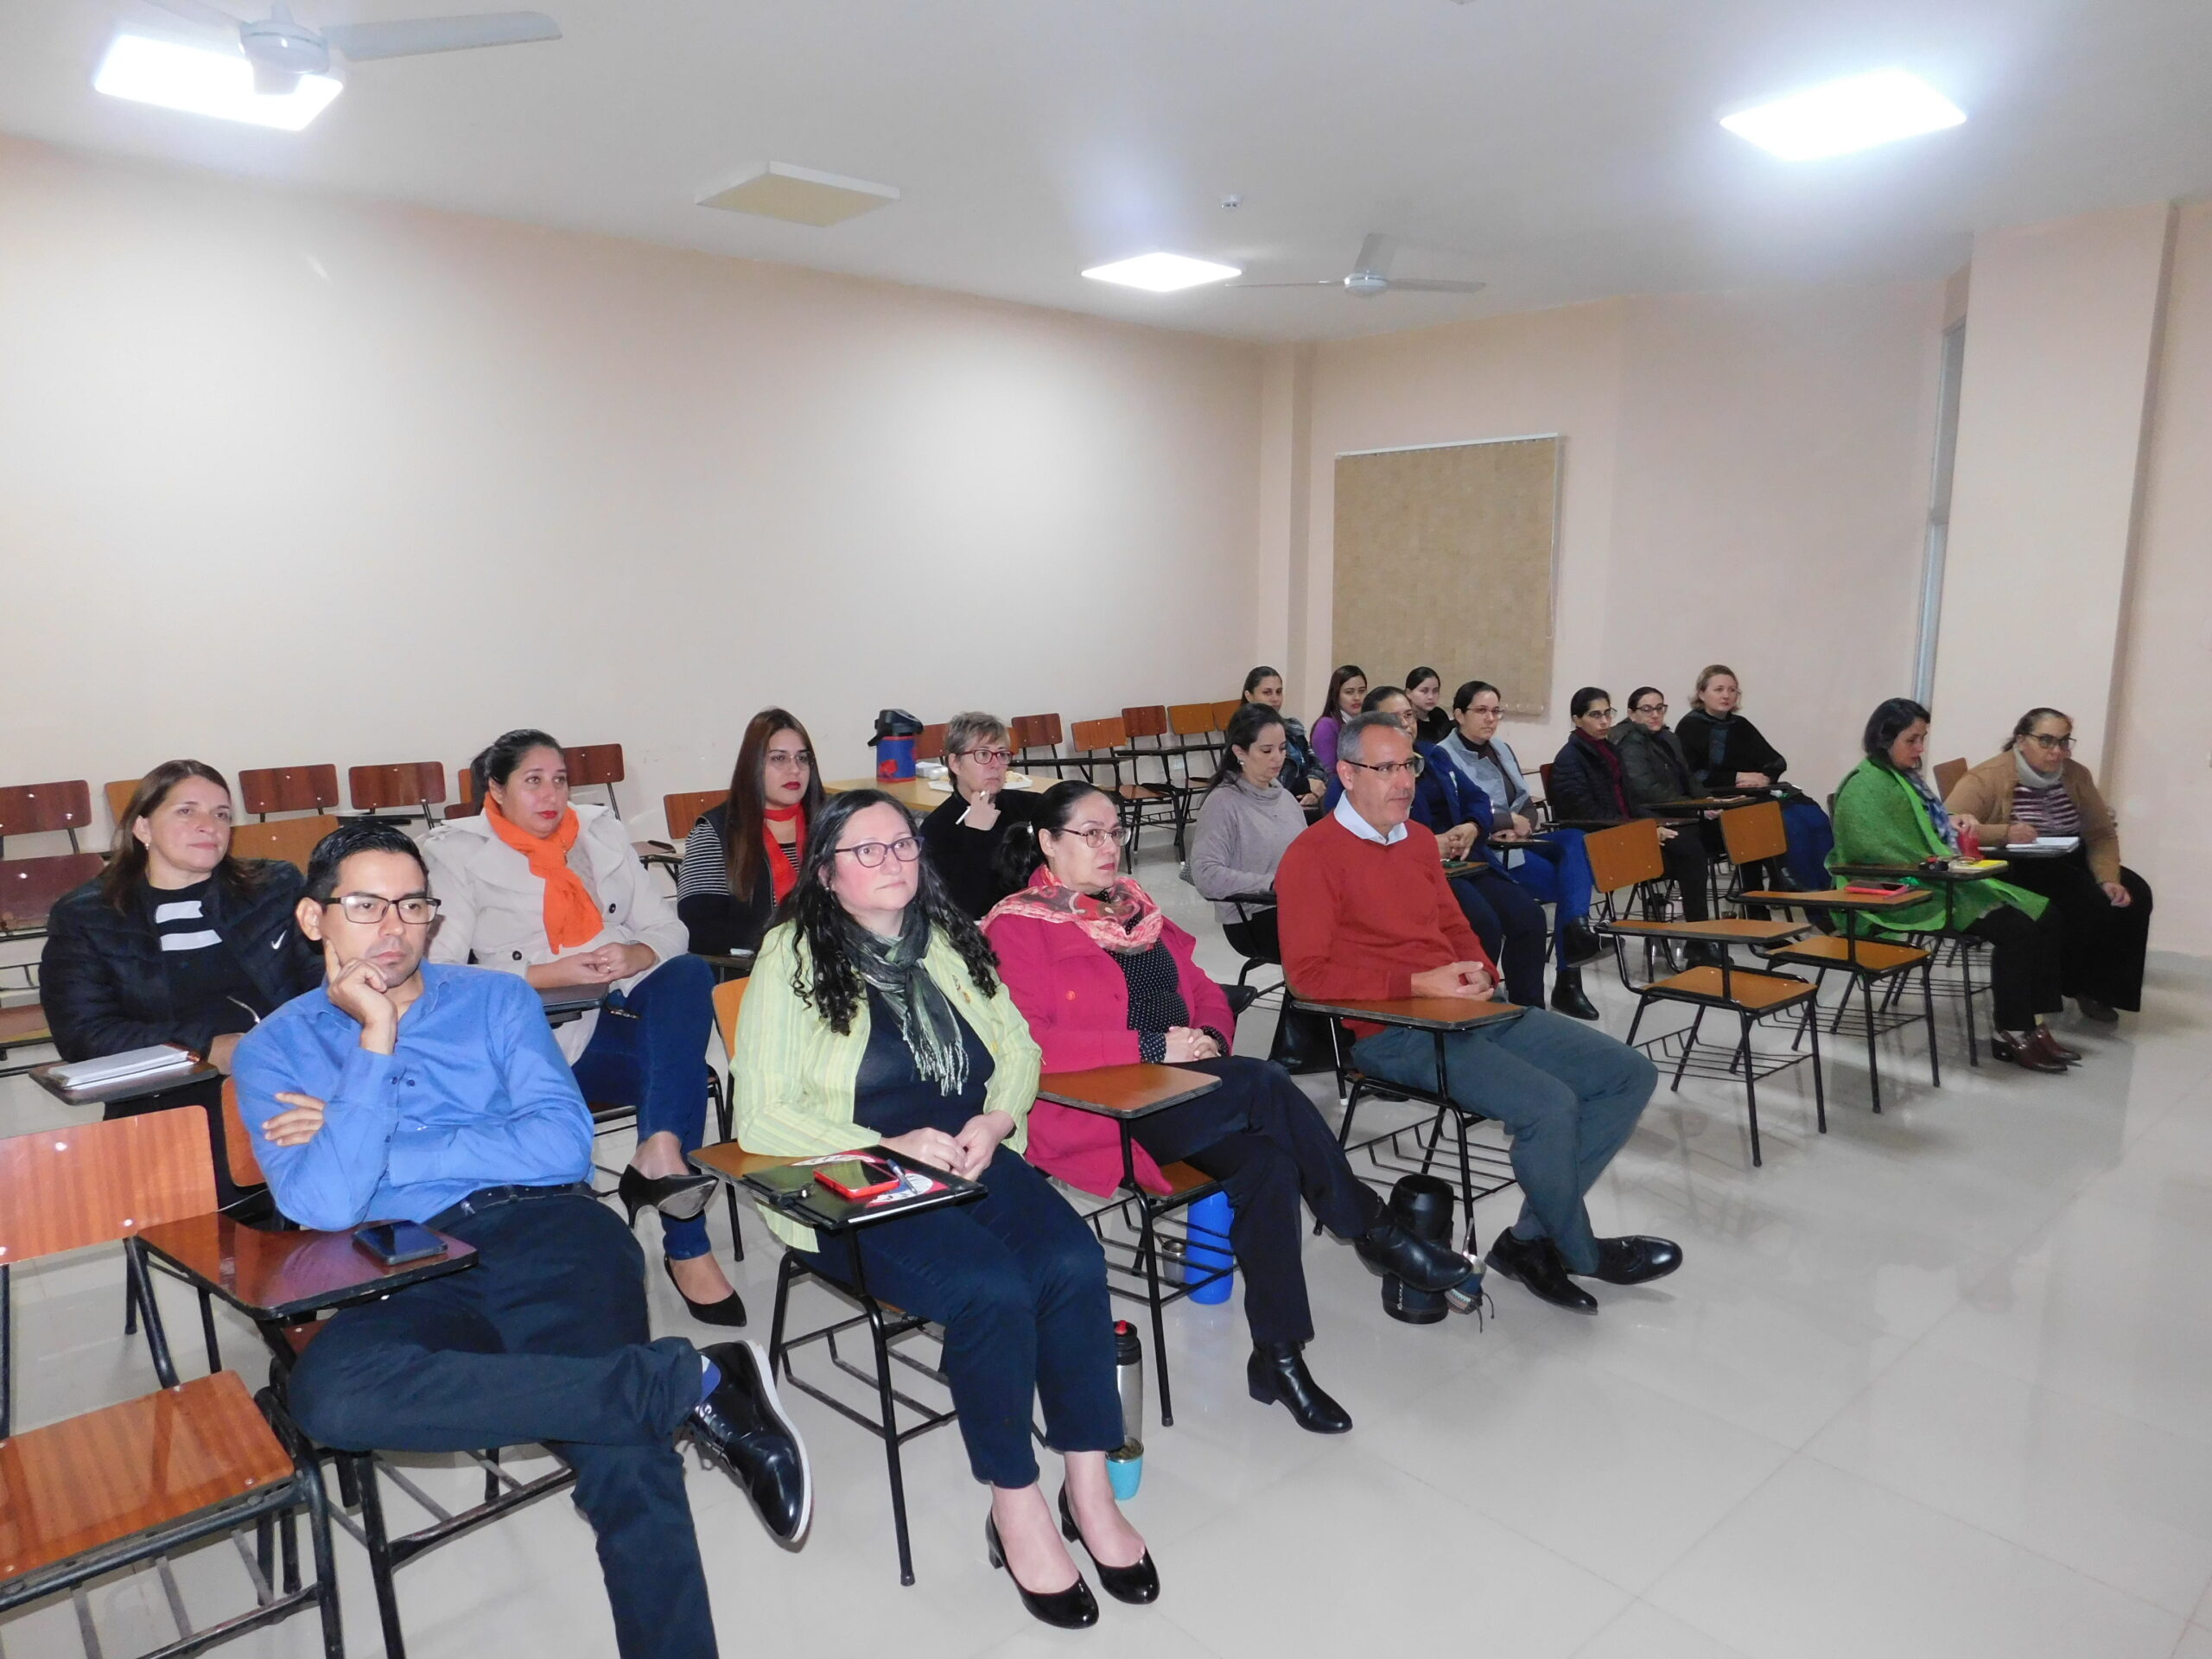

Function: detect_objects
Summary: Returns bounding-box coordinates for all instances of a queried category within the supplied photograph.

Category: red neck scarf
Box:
[762,804,807,903]
[485,802,601,951]
[985,866,1167,955]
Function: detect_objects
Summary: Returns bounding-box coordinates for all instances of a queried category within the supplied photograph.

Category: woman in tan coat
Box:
[1943,707,2153,1021]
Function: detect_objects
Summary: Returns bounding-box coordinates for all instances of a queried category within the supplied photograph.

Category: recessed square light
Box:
[1081,252,1243,292]
[94,32,343,131]
[1720,69,1964,161]
[698,162,899,227]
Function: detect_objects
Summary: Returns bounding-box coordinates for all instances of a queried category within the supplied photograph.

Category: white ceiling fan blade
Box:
[321,11,560,60]
[142,0,249,29]
[1353,232,1399,276]
[1226,280,1338,289]
[1385,278,1488,295]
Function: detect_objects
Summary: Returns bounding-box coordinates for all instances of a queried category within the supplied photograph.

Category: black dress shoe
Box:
[663,1256,747,1326]
[1058,1487,1160,1605]
[1684,941,1730,970]
[1247,1342,1353,1433]
[1560,919,1605,966]
[987,1516,1098,1629]
[1587,1236,1683,1286]
[1354,1221,1479,1294]
[689,1341,810,1543]
[618,1165,718,1226]
[1549,967,1601,1021]
[1484,1230,1597,1313]
[2076,997,2120,1024]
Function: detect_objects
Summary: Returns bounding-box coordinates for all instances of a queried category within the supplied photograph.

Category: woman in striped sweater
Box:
[676,709,823,958]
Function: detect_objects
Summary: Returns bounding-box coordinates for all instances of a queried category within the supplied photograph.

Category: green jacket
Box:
[1827,758,2047,935]
[733,919,1041,1250]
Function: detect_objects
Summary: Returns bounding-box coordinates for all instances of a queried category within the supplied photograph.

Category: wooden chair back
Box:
[713,975,752,1060]
[1583,817,1667,894]
[1719,800,1789,868]
[916,724,948,763]
[1071,716,1129,753]
[1010,714,1063,751]
[347,761,446,814]
[0,1107,217,1266]
[567,744,626,788]
[1121,705,1169,741]
[219,1079,268,1191]
[447,767,483,817]
[0,780,92,843]
[1539,762,1556,804]
[0,853,105,933]
[229,814,342,874]
[1932,756,1968,799]
[1211,699,1243,729]
[238,765,340,818]
[105,779,139,830]
[664,791,728,842]
[1167,702,1217,739]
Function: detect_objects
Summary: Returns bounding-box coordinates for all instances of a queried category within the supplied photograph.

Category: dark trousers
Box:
[1662,836,1713,922]
[1450,874,1549,1005]
[572,953,716,1261]
[1964,902,2067,1031]
[2001,852,2153,1012]
[805,1145,1120,1489]
[286,1197,713,1659]
[1127,1057,1385,1347]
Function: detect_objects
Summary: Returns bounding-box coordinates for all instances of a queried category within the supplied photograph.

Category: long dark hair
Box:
[1405,665,1440,696]
[470,728,563,802]
[779,789,998,1035]
[1863,697,1931,768]
[1213,703,1287,790]
[726,709,825,900]
[1317,664,1366,727]
[1452,679,1499,714]
[1242,664,1281,698]
[2005,707,2069,752]
[993,779,1108,893]
[103,760,257,910]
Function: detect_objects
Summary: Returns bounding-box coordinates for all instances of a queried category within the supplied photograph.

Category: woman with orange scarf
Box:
[423,729,740,1323]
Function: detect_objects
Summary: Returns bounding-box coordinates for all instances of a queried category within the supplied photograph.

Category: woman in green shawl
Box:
[1830,698,2076,1074]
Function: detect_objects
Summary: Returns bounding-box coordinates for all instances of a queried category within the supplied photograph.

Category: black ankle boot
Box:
[1560,919,1605,965]
[1549,966,1599,1020]
[1246,1342,1352,1433]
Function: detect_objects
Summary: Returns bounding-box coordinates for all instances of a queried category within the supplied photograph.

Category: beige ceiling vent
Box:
[697,162,899,227]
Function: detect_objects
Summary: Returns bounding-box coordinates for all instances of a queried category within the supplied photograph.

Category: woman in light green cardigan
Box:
[1830,698,2075,1074]
[733,789,1155,1628]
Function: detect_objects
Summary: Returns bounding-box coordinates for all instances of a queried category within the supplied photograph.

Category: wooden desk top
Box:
[1831,861,2005,884]
[1740,887,1923,911]
[1597,918,1812,946]
[30,1058,220,1109]
[135,1213,478,1321]
[1036,1064,1223,1119]
[1292,995,1525,1032]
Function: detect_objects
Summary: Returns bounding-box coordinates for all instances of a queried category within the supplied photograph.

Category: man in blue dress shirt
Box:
[235,818,810,1659]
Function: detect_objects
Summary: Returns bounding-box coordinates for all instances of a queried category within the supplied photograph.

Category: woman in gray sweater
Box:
[1188,702,1312,963]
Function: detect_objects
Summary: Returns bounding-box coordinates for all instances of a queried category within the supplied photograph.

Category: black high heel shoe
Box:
[986,1515,1098,1629]
[619,1165,718,1227]
[1058,1486,1160,1605]
[663,1256,747,1326]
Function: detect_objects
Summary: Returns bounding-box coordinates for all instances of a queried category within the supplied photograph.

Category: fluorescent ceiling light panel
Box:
[94,32,342,131]
[1081,252,1242,292]
[698,162,899,226]
[1720,69,1964,161]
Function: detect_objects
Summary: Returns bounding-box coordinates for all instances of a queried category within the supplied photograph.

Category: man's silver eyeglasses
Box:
[836,836,922,868]
[1052,823,1130,849]
[1344,755,1427,779]
[331,893,440,925]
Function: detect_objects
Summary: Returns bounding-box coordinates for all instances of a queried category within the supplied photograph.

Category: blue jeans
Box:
[806,1146,1121,1488]
[1352,1008,1656,1274]
[572,952,716,1261]
[1504,830,1597,964]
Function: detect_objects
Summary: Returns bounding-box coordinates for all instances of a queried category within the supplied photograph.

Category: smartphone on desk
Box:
[353,1221,450,1268]
[813,1158,902,1203]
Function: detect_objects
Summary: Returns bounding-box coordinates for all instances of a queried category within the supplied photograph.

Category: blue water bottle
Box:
[1185,1191,1236,1305]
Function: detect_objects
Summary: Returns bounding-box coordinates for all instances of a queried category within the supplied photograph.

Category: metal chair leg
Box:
[1860,973,1883,1115]
[356,1455,410,1659]
[1807,997,1827,1136]
[862,1297,917,1588]
[1670,1007,1707,1092]
[1137,1198,1175,1428]
[1922,960,1942,1088]
[1738,1013,1762,1166]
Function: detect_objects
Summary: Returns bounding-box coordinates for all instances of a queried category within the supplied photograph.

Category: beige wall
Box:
[0,136,1262,838]
[1290,281,1946,797]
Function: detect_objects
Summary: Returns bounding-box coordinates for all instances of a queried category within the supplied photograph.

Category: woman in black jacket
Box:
[1611,687,1730,918]
[41,760,321,1205]
[677,708,824,957]
[1673,664,1834,888]
[1549,688,1715,927]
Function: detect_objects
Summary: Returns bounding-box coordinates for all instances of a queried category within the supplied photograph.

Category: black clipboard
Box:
[740,1147,983,1233]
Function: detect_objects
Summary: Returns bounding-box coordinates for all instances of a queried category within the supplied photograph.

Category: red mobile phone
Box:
[814,1158,901,1202]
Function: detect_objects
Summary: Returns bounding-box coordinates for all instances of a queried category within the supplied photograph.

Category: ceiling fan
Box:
[1231,234,1486,299]
[141,0,560,94]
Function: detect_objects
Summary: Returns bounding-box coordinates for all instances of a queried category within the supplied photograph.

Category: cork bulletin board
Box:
[1331,435,1560,718]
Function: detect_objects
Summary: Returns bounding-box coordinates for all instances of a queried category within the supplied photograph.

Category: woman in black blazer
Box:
[1548,689,1716,929]
[677,708,825,957]
[41,760,321,1205]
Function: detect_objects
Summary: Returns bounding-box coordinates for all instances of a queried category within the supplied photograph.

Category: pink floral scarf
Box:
[985,867,1167,955]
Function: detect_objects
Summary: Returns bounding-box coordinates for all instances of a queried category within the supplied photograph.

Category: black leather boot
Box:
[1560,919,1605,965]
[1246,1342,1353,1433]
[1549,965,1600,1020]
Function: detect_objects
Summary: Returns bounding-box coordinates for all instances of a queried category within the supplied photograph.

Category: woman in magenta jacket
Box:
[980,780,1476,1436]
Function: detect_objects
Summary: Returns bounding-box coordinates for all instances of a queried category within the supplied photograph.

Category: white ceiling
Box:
[3,0,2209,341]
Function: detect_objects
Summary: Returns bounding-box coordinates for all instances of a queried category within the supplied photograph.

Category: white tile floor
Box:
[5,847,2211,1658]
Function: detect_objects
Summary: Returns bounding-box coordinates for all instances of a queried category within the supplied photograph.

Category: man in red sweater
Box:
[1278,712,1679,1313]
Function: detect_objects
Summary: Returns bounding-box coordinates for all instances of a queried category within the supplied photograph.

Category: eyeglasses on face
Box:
[1344,754,1427,779]
[2024,733,2075,751]
[1633,702,1668,715]
[331,893,440,925]
[764,750,813,769]
[1581,709,1618,722]
[1050,822,1130,849]
[835,836,921,868]
[956,747,1013,766]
